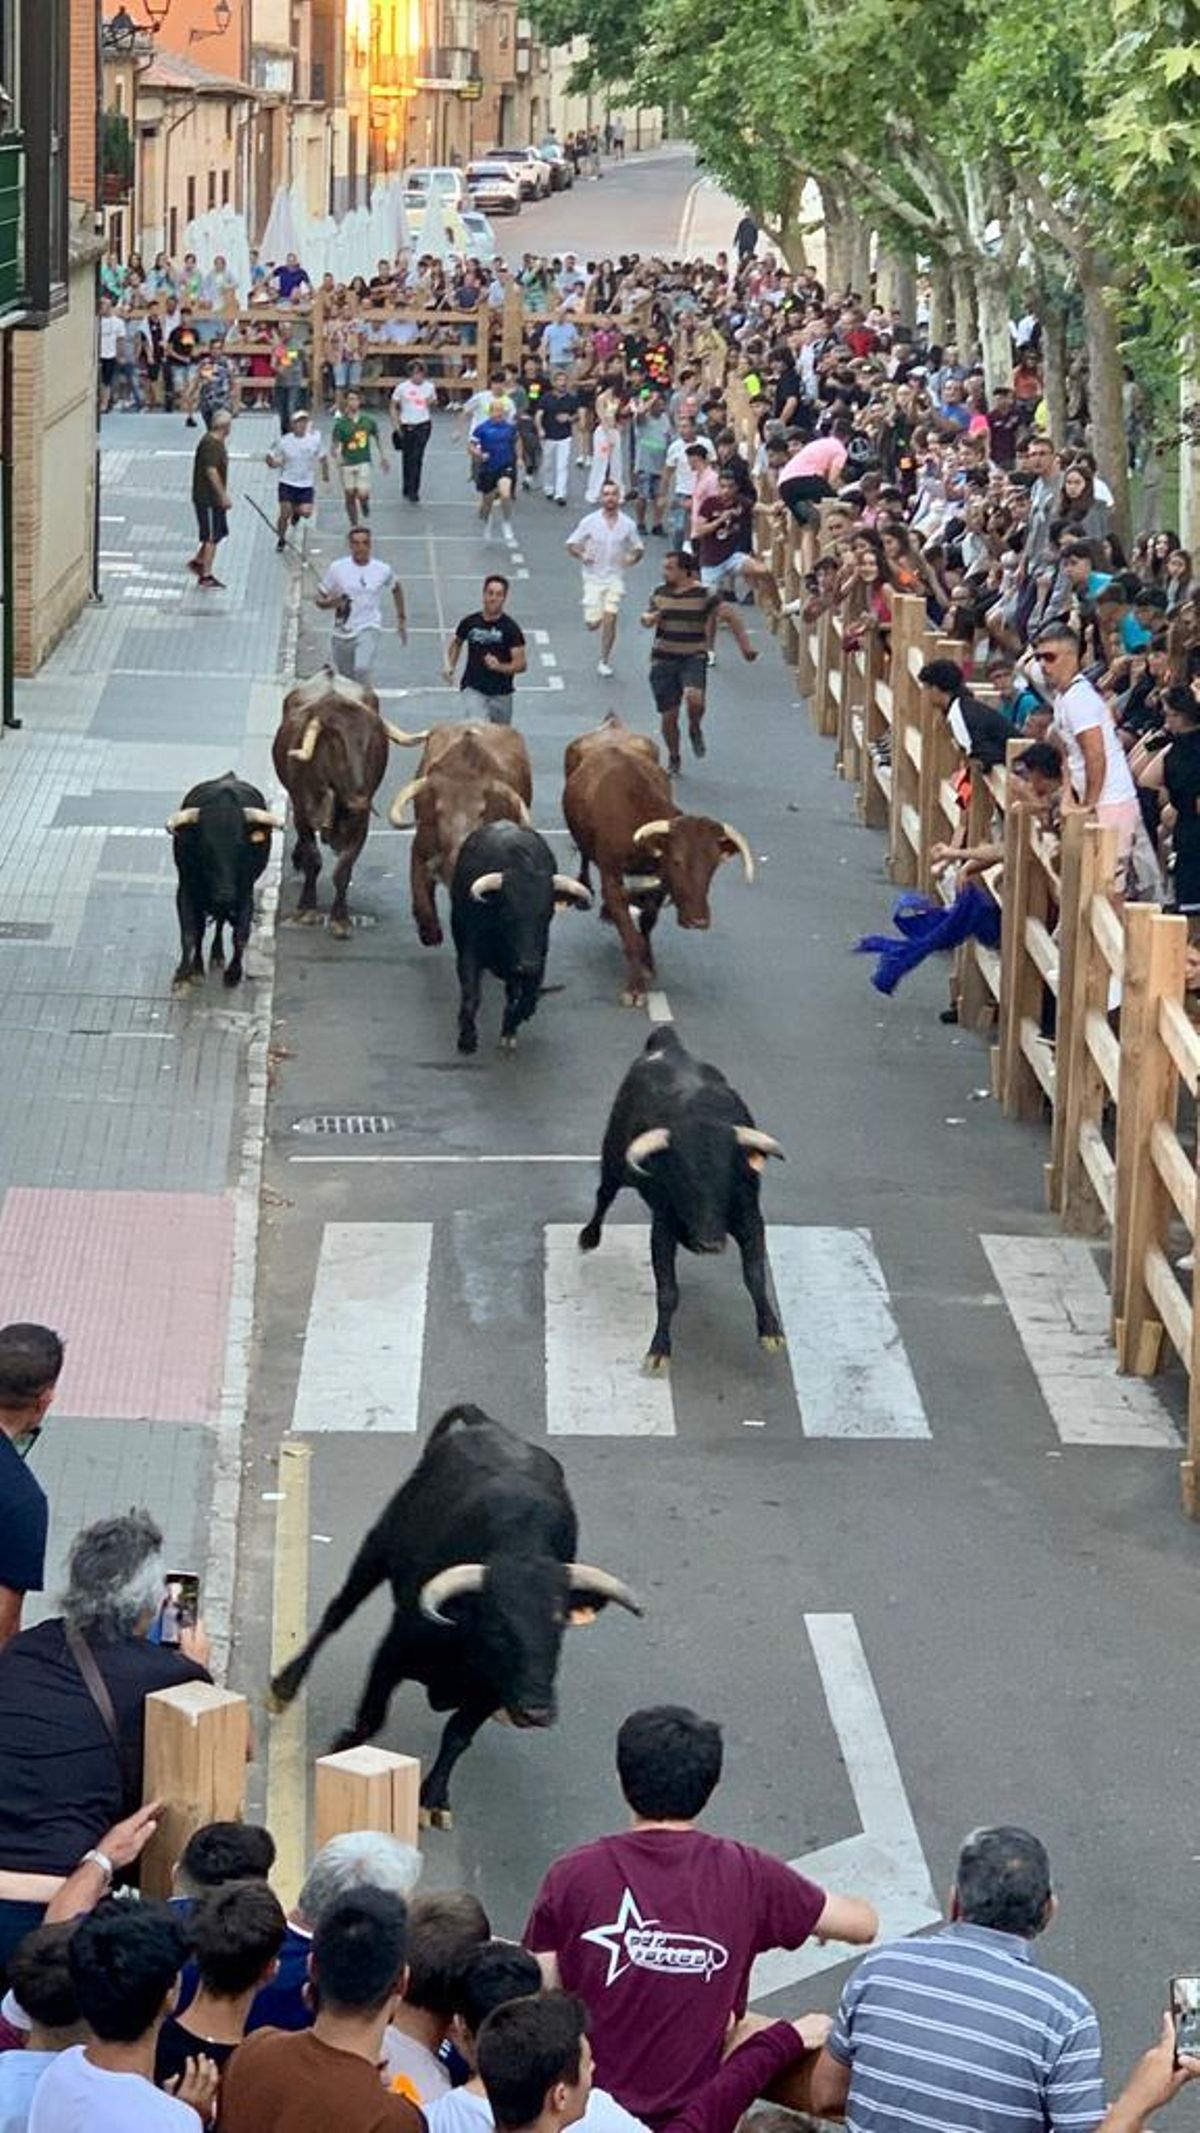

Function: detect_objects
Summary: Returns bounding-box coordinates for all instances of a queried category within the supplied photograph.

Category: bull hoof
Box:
[295,906,321,926]
[458,1029,478,1055]
[578,1222,602,1252]
[222,967,243,988]
[171,974,198,995]
[497,1033,516,1053]
[209,948,225,971]
[417,925,444,948]
[265,1685,287,1716]
[621,989,646,1009]
[760,1333,787,1353]
[328,916,352,940]
[642,1351,670,1377]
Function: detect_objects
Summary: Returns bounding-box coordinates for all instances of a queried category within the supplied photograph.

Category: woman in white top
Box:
[390,361,439,504]
[585,386,622,503]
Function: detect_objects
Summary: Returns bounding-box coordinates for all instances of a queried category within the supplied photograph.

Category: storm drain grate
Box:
[0,921,53,941]
[291,1114,398,1135]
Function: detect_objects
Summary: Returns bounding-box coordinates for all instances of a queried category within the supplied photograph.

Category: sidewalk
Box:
[0,410,295,1664]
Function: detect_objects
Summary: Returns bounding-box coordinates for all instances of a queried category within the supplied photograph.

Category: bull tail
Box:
[268,1527,390,1709]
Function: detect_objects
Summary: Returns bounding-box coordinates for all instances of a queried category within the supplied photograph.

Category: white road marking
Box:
[768,1227,930,1438]
[539,650,558,668]
[544,1224,676,1436]
[751,1613,940,1998]
[532,628,549,644]
[644,990,673,1024]
[292,1222,432,1432]
[981,1234,1180,1448]
[289,1153,594,1164]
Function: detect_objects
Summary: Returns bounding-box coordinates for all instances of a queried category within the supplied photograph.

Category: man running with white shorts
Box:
[267,408,328,551]
[566,479,644,678]
[330,390,389,528]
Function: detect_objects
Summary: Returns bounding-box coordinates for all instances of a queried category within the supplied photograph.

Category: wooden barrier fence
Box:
[747,513,1200,1510]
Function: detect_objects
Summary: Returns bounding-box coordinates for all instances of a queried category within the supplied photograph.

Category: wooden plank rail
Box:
[739,429,1200,1513]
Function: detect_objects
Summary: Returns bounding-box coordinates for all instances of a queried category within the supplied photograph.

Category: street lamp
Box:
[140,0,174,28]
[189,0,233,41]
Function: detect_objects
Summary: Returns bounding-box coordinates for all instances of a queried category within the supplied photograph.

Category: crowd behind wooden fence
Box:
[737,416,1200,1513]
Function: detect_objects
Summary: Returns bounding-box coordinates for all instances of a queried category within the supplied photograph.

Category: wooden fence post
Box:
[997,801,1041,1118]
[811,608,832,734]
[861,628,889,831]
[887,596,924,885]
[1113,903,1186,1374]
[141,1684,250,1899]
[501,284,525,372]
[313,1745,422,1848]
[818,614,841,739]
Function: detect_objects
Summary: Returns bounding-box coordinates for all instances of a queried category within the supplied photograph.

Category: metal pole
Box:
[2,344,18,726]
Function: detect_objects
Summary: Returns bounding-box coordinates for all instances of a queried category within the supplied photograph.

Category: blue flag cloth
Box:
[855,883,1001,995]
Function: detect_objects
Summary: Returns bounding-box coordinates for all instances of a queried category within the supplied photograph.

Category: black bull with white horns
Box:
[581,1027,787,1372]
[269,1404,642,1826]
[167,773,284,990]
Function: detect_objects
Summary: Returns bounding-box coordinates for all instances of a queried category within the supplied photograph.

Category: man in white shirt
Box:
[1036,620,1140,887]
[98,298,120,413]
[315,525,407,684]
[266,408,328,551]
[390,360,439,504]
[566,480,645,678]
[661,420,715,548]
[28,1898,216,2132]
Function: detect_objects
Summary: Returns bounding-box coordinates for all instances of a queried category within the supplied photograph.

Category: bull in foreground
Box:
[274,669,426,935]
[562,713,754,1006]
[391,722,533,947]
[269,1404,641,1826]
[451,819,591,1054]
[167,773,283,990]
[581,1027,786,1372]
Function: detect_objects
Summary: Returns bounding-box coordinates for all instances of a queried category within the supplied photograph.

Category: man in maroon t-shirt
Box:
[523,1707,879,2128]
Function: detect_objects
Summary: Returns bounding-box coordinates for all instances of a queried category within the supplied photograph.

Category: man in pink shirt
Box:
[777,421,852,567]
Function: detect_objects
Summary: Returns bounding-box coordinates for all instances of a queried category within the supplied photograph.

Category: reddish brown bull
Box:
[390,722,533,947]
[273,669,427,937]
[562,713,754,1005]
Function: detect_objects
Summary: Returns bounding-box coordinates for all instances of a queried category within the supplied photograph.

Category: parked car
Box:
[481,145,547,199]
[466,162,523,216]
[537,140,573,190]
[461,208,499,253]
[404,166,467,210]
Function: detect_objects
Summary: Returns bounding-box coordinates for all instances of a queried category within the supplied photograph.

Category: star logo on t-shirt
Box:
[580,1887,728,1987]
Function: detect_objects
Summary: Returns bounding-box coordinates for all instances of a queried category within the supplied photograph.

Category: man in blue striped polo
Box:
[810,1826,1105,2133]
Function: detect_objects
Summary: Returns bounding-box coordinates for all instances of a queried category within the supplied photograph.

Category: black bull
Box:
[269,1405,641,1826]
[580,1027,787,1371]
[167,774,281,989]
[450,819,591,1055]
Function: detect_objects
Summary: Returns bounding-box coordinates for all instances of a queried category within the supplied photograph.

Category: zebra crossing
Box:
[287,1220,1183,1449]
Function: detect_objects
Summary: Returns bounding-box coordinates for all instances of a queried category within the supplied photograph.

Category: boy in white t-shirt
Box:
[266,409,328,551]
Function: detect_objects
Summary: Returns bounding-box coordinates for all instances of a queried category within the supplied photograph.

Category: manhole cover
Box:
[291,1115,398,1135]
[0,921,52,941]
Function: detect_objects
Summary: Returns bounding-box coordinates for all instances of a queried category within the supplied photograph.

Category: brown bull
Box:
[562,713,753,1005]
[273,669,427,937]
[389,722,533,947]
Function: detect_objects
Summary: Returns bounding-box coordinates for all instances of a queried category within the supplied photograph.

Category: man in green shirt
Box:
[330,389,391,528]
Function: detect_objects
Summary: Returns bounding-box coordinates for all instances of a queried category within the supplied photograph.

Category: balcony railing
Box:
[0,138,23,317]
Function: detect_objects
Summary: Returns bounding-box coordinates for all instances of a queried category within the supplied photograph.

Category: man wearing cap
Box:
[266,408,328,553]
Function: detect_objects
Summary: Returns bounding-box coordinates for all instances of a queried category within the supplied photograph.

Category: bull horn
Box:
[565,1565,643,1617]
[624,874,662,892]
[552,875,592,907]
[287,716,322,763]
[631,818,673,846]
[625,1126,671,1173]
[389,776,429,825]
[419,1562,488,1626]
[243,807,286,830]
[165,807,201,832]
[720,823,755,884]
[469,871,505,902]
[384,722,430,746]
[734,1126,785,1160]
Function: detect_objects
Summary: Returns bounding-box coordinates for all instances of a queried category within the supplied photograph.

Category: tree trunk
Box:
[975,268,1012,402]
[1179,341,1200,554]
[951,261,976,360]
[1079,263,1131,552]
[877,250,917,331]
[1040,292,1068,448]
[928,257,952,343]
[821,181,851,295]
[848,216,871,302]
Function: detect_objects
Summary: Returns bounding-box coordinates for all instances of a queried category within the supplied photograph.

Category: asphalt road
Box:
[233,149,1196,2070]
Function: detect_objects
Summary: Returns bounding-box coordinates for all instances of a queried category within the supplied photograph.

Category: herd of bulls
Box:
[170,672,788,1814]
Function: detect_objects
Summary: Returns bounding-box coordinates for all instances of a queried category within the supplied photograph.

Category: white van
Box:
[403,167,467,210]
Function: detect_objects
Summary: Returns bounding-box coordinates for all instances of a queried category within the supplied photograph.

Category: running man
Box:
[444,572,528,725]
[330,389,390,528]
[470,397,519,541]
[566,477,644,678]
[266,408,328,552]
[188,406,233,589]
[642,547,758,771]
[390,359,438,503]
[314,525,407,685]
[537,368,579,506]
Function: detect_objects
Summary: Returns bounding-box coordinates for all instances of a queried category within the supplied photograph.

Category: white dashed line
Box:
[645,991,673,1024]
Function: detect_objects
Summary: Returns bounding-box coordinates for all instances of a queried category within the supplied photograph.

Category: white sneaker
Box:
[597,660,614,678]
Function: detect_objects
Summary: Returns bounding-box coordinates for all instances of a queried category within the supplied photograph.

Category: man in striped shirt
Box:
[810,1826,1105,2133]
[640,550,757,773]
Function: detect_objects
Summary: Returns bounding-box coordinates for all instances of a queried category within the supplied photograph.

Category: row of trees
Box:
[533,0,1200,546]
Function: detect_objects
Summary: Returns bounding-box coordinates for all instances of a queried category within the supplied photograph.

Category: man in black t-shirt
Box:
[445,573,528,726]
[0,1323,63,1650]
[537,369,579,505]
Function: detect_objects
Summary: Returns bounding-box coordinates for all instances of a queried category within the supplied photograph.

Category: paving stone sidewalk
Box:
[0,410,296,1651]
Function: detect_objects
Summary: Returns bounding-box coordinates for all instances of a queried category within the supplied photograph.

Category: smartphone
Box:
[156,1571,200,1648]
[1171,1976,1200,2063]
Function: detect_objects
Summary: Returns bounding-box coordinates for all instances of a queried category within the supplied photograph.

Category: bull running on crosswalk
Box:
[288,1222,1181,1448]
